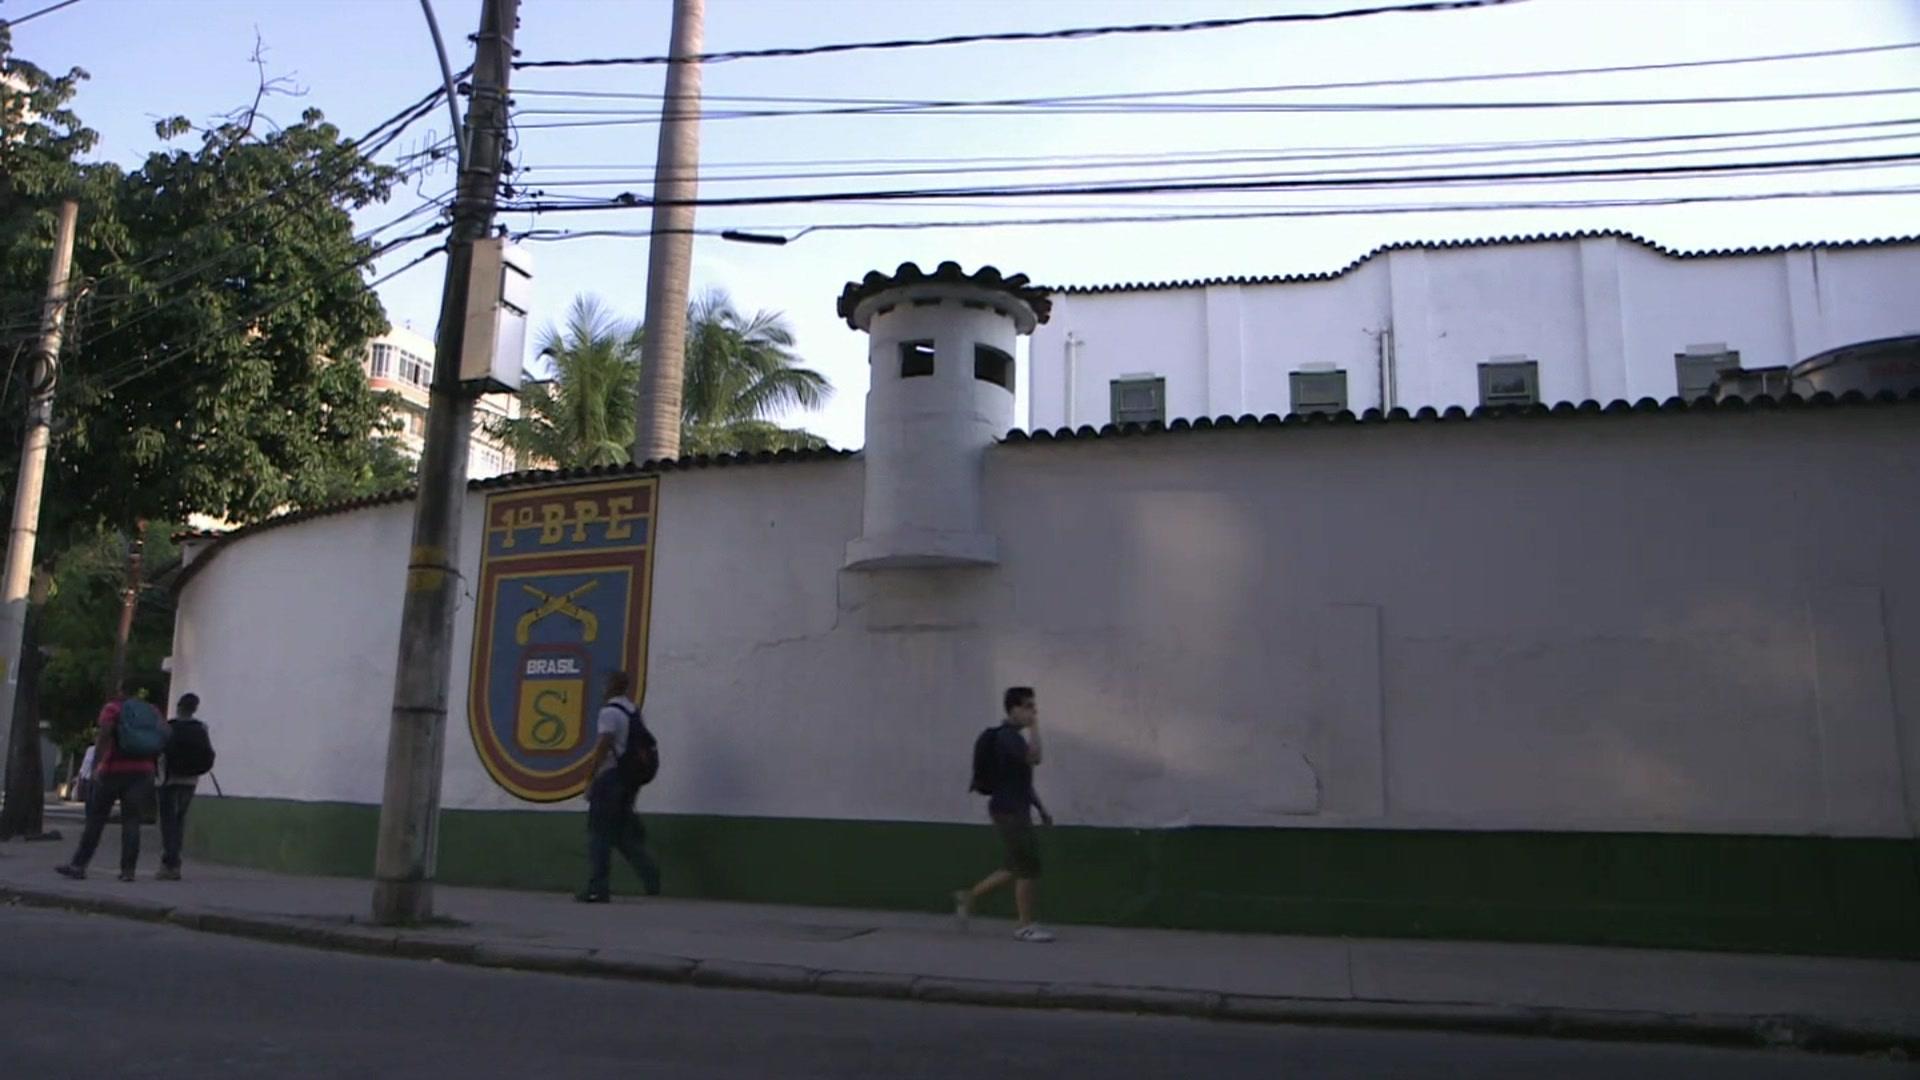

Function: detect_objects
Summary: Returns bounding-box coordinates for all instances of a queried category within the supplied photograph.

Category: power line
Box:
[510,84,1920,129]
[1,0,84,26]
[498,150,1920,213]
[508,184,1920,244]
[514,117,1920,176]
[0,82,457,337]
[0,160,451,345]
[511,0,1526,70]
[519,121,1920,190]
[366,244,445,291]
[510,38,1920,110]
[72,226,448,398]
[0,83,457,343]
[4,179,452,358]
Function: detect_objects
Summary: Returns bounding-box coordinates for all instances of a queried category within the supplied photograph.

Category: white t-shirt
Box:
[594,697,637,775]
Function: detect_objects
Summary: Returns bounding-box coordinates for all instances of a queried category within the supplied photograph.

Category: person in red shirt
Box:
[56,696,159,882]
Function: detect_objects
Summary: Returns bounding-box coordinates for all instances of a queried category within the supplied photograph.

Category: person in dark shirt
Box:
[955,686,1055,943]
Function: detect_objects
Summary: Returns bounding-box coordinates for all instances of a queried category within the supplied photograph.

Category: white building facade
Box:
[1028,232,1920,430]
[363,323,522,480]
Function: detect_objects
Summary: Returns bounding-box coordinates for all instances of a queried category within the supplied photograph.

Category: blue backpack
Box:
[115,698,168,758]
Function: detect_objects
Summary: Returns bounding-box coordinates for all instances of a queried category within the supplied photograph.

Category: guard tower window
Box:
[900,341,935,378]
[974,345,1013,390]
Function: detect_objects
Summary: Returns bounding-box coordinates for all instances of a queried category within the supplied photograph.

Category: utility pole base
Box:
[371,879,435,925]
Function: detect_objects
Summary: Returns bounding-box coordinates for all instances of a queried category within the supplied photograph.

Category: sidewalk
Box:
[2,836,1915,1054]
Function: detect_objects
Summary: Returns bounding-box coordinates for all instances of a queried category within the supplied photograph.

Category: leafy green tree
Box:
[678,289,831,456]
[489,295,642,469]
[314,430,417,502]
[3,29,406,539]
[34,524,176,752]
[0,34,408,829]
[491,290,831,467]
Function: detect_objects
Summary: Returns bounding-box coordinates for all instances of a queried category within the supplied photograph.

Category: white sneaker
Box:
[1013,924,1055,943]
[952,890,972,934]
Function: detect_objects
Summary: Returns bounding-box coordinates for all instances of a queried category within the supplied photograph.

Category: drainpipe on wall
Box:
[1064,332,1081,428]
[1377,325,1397,411]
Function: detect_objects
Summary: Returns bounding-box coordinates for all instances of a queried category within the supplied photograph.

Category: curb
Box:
[2,883,1911,1057]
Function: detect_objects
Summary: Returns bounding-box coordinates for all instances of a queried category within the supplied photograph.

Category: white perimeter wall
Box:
[171,408,1920,839]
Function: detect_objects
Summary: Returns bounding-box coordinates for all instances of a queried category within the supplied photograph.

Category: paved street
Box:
[2,906,1909,1079]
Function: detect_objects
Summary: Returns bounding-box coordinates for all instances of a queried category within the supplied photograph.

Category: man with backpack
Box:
[955,686,1056,943]
[576,670,661,903]
[56,691,167,882]
[156,693,215,881]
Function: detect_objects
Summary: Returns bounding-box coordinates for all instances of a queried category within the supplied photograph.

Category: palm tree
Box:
[496,290,832,469]
[675,289,831,456]
[490,295,642,468]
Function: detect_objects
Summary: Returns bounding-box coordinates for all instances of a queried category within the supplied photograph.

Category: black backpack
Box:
[968,726,1000,796]
[612,704,659,789]
[165,718,216,777]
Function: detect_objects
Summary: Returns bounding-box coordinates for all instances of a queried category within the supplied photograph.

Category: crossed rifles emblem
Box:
[516,580,601,644]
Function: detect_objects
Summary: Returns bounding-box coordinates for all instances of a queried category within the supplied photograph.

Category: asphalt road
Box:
[0,905,1910,1079]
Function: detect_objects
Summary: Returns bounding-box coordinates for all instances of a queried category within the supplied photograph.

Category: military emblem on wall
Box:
[468,477,658,802]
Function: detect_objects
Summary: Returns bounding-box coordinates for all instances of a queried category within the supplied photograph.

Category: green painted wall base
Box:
[186,796,1920,959]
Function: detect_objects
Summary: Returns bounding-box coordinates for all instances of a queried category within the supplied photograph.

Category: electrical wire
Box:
[0,84,459,344]
[506,185,1920,245]
[497,150,1920,214]
[0,147,453,345]
[510,84,1920,129]
[512,116,1920,173]
[12,185,453,360]
[511,0,1526,70]
[70,226,449,398]
[509,39,1920,108]
[1,0,84,27]
[518,123,1920,191]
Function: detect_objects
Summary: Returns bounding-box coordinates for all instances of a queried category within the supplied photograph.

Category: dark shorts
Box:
[992,813,1041,879]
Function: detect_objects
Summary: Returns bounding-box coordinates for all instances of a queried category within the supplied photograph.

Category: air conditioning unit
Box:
[459,238,532,393]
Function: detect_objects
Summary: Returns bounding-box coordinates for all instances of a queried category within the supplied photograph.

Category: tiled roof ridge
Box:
[1052,230,1920,295]
[1002,387,1920,444]
[836,261,1053,328]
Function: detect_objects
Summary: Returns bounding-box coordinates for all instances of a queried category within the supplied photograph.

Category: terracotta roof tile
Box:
[837,261,1052,329]
[1001,388,1920,445]
[1051,230,1920,295]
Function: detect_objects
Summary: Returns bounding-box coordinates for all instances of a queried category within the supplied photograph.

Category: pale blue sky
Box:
[13,0,1920,447]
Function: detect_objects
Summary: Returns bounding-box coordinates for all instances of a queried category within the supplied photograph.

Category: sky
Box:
[10,0,1920,449]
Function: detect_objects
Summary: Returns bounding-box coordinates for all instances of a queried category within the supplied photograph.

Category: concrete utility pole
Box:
[371,0,518,925]
[631,0,704,464]
[0,198,78,784]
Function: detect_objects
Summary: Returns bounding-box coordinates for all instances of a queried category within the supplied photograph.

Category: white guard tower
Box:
[837,262,1051,569]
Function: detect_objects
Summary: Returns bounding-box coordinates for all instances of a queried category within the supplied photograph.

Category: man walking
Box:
[956,686,1055,943]
[56,691,166,882]
[156,693,215,881]
[577,670,661,903]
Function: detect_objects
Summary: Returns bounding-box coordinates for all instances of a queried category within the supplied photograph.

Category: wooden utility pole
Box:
[631,0,704,464]
[371,0,518,925]
[104,520,145,695]
[0,198,78,785]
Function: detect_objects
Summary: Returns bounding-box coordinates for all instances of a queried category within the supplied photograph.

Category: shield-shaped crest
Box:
[467,477,657,802]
